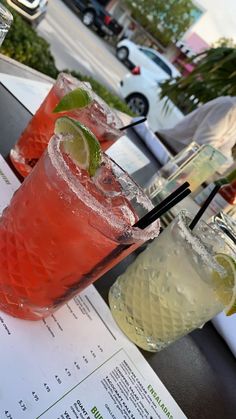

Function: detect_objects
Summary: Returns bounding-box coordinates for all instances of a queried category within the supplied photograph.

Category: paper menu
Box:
[0,73,52,115]
[0,156,186,419]
[0,155,21,214]
[0,288,186,419]
[107,135,150,175]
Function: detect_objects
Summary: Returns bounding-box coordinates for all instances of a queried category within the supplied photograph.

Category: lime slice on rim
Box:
[53,88,92,113]
[55,116,101,176]
[213,253,236,316]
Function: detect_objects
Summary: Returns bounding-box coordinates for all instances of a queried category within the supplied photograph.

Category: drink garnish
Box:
[213,253,236,316]
[55,116,101,176]
[53,88,92,113]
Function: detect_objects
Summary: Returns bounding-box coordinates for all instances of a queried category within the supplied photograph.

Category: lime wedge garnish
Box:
[53,88,92,113]
[213,253,236,316]
[55,116,101,176]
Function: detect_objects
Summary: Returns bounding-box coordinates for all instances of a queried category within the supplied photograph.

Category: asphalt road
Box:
[37,0,128,93]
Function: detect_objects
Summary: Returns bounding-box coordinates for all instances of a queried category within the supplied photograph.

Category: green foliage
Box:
[0,0,58,78]
[212,37,236,48]
[0,2,133,115]
[70,71,135,116]
[123,0,195,46]
[160,47,236,113]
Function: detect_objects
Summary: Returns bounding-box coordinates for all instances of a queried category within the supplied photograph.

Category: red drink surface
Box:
[220,180,236,205]
[0,138,148,320]
[10,75,121,178]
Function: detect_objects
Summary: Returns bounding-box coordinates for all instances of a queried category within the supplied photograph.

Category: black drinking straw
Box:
[189,184,221,230]
[221,227,236,245]
[119,117,147,131]
[138,188,191,229]
[134,181,191,230]
[55,181,192,303]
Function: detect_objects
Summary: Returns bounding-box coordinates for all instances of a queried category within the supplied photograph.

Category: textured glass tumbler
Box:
[0,2,13,46]
[10,72,123,177]
[0,134,159,321]
[158,141,200,180]
[109,211,235,352]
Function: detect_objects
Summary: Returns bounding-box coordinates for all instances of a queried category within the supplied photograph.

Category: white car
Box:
[119,67,184,133]
[7,0,48,26]
[116,39,180,80]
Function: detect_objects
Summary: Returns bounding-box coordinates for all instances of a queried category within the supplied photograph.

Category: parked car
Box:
[63,0,123,37]
[6,0,48,27]
[119,67,184,133]
[116,39,180,80]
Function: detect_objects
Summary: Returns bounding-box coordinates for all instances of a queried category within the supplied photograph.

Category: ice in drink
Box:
[10,73,123,177]
[0,133,159,320]
[109,211,235,351]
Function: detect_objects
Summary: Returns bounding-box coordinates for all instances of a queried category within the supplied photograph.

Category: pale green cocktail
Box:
[109,211,236,352]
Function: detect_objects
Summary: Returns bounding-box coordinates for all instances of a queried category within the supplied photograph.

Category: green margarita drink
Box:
[109,211,236,352]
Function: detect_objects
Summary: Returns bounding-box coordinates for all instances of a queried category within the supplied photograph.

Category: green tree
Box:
[213,37,236,48]
[123,0,195,46]
[1,0,58,78]
[160,47,236,113]
[0,2,133,114]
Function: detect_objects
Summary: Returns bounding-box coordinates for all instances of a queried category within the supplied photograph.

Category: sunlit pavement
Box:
[37,0,128,94]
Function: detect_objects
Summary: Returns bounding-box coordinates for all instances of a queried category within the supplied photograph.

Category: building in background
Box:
[106,0,207,74]
[188,0,236,45]
[166,32,209,76]
[106,0,236,76]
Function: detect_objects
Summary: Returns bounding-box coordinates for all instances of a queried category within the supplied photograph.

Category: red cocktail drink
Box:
[10,73,123,177]
[0,134,159,320]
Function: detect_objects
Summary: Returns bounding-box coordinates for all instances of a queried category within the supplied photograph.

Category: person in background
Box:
[156,96,236,169]
[120,22,136,41]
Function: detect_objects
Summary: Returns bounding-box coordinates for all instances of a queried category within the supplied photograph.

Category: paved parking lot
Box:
[37,0,128,94]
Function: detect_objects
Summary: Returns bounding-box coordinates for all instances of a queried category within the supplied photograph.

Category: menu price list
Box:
[0,291,115,418]
[0,155,21,214]
[40,351,176,419]
[0,155,186,419]
[0,286,186,419]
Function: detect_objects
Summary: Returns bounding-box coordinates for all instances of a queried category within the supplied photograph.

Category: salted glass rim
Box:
[173,210,234,275]
[48,134,160,242]
[54,72,123,132]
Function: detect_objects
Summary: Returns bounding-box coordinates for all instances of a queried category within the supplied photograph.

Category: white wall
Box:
[187,0,236,44]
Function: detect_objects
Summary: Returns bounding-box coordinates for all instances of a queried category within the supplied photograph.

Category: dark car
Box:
[64,0,123,37]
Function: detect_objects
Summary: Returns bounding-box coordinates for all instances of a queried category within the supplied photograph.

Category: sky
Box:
[189,0,236,45]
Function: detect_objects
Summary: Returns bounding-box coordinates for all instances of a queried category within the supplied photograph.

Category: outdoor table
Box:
[0,71,236,419]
